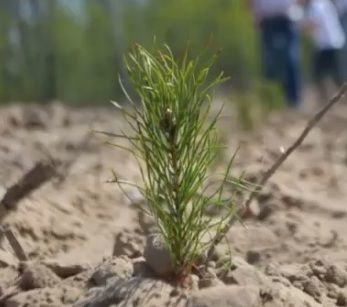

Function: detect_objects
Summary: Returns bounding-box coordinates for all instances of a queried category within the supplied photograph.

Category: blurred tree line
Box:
[0,0,259,104]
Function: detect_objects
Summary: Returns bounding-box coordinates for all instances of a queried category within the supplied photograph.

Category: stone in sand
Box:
[143,234,174,277]
[90,257,133,286]
[19,263,61,290]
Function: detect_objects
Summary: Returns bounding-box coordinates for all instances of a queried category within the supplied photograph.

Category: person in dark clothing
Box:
[334,0,347,80]
[248,0,302,107]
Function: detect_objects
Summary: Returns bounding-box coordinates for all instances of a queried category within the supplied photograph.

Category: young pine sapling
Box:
[102,44,247,284]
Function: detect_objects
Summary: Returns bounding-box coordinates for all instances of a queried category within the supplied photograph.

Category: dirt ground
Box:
[0,101,347,306]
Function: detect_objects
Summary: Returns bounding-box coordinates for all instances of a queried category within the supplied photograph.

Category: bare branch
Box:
[206,83,347,260]
[1,161,56,209]
[0,227,28,261]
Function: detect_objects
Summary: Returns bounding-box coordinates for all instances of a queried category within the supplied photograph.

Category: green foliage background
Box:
[0,0,264,104]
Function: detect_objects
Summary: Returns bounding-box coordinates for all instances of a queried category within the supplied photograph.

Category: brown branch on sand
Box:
[0,131,92,210]
[1,161,56,209]
[0,227,28,261]
[206,83,347,261]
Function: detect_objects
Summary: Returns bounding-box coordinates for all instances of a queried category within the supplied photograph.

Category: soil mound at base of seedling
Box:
[0,103,347,306]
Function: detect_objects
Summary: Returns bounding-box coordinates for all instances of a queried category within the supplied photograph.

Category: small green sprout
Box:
[103,44,246,281]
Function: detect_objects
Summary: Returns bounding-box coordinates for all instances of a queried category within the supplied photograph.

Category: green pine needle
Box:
[107,44,245,276]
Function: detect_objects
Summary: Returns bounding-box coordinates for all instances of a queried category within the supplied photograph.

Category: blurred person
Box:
[300,0,345,102]
[334,0,347,79]
[247,0,302,107]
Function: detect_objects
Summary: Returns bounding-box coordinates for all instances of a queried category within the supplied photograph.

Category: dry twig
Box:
[0,227,28,261]
[0,161,56,209]
[206,83,347,260]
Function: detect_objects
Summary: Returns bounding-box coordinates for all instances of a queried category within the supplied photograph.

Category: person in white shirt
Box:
[300,0,345,101]
[247,0,302,107]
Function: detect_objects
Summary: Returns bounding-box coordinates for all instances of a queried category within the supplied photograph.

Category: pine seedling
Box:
[103,44,246,281]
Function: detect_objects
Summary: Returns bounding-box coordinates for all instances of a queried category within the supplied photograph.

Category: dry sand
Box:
[0,102,347,306]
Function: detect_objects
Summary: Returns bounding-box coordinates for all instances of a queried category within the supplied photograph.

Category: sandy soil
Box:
[0,102,347,306]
